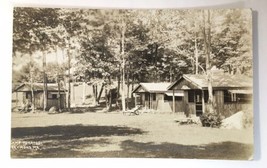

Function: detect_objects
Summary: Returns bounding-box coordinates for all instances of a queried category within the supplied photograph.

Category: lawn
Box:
[11,111,254,159]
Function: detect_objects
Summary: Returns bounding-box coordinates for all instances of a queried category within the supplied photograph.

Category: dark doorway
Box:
[195,90,203,116]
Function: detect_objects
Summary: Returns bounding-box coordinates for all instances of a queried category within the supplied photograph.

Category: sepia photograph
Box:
[11,7,253,160]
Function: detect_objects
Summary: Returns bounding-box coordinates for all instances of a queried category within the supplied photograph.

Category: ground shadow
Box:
[11,124,145,158]
[11,124,145,141]
[68,107,101,113]
[11,126,253,159]
[117,140,253,160]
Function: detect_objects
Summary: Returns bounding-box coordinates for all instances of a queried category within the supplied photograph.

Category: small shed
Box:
[132,83,184,112]
[13,83,66,110]
[168,73,253,117]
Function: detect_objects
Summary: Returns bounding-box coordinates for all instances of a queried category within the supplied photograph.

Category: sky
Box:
[12,48,67,70]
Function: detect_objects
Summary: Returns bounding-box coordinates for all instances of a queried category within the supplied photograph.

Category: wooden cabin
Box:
[132,83,184,113]
[168,73,253,117]
[13,83,66,110]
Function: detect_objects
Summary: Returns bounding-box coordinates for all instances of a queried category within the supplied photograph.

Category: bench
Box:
[123,105,142,116]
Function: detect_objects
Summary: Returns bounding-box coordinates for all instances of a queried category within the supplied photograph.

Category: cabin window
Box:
[145,93,150,101]
[152,93,156,101]
[25,92,31,99]
[204,90,209,103]
[135,94,142,105]
[48,93,58,99]
[224,91,236,102]
[188,90,195,103]
[164,95,182,101]
[236,94,252,103]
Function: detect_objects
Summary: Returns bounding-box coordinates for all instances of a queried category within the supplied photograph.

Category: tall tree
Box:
[13,7,60,111]
[202,10,214,113]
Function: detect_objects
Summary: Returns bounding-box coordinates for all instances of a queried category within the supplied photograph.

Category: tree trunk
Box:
[109,89,112,110]
[67,49,71,110]
[30,53,35,113]
[126,70,130,110]
[105,87,109,110]
[43,51,47,111]
[131,75,134,98]
[57,76,61,111]
[202,9,214,114]
[105,88,112,112]
[82,81,86,104]
[61,48,68,109]
[95,84,98,105]
[92,84,97,106]
[194,33,199,75]
[56,48,61,111]
[97,83,104,104]
[116,68,121,109]
[121,17,126,112]
[154,43,158,82]
[170,66,173,82]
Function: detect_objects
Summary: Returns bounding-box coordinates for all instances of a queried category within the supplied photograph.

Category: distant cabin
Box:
[132,83,184,113]
[13,83,66,110]
[168,73,253,117]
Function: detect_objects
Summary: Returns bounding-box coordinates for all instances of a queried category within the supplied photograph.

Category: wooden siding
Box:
[204,90,252,117]
[22,91,66,110]
[47,95,65,109]
[222,103,252,117]
[172,78,200,90]
[214,90,224,114]
[182,91,195,116]
[139,93,184,113]
[35,92,43,109]
[168,100,184,112]
[171,78,253,117]
[12,92,24,107]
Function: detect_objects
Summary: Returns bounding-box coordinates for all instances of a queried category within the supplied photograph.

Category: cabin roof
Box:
[14,83,66,92]
[168,74,253,90]
[133,82,171,93]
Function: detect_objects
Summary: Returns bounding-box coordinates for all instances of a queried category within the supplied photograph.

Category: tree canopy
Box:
[12,8,252,110]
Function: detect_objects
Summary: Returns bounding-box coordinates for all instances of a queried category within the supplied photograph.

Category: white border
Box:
[1,0,267,168]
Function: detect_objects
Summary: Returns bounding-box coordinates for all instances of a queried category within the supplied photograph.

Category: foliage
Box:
[12,8,253,109]
[13,8,253,82]
[242,108,253,128]
[200,113,223,128]
[12,62,42,83]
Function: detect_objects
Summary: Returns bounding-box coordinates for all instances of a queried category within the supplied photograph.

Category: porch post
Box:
[202,90,205,113]
[150,93,152,109]
[16,92,18,107]
[134,93,137,107]
[172,89,175,113]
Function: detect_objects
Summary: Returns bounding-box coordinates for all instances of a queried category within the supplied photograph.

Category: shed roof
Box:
[133,82,171,93]
[14,83,66,92]
[168,74,253,90]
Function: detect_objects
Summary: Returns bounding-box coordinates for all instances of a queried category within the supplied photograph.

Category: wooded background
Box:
[12,8,252,111]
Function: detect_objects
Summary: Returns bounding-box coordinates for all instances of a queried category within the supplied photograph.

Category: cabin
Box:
[168,73,253,117]
[13,83,66,110]
[132,83,184,113]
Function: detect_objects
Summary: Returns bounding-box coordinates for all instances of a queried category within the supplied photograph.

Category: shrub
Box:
[200,113,222,128]
[242,109,253,128]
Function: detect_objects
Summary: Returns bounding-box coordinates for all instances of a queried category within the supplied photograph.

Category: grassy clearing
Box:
[11,111,253,159]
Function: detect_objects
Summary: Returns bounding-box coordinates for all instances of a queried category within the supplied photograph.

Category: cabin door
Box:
[195,90,203,116]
